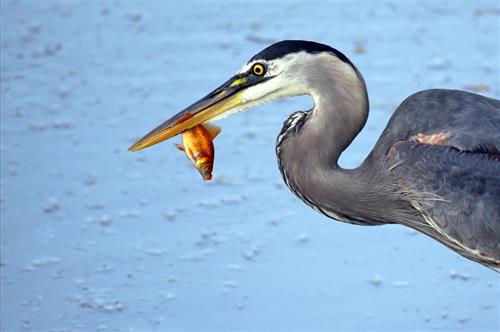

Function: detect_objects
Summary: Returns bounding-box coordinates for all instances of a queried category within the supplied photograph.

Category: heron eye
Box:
[251,63,266,76]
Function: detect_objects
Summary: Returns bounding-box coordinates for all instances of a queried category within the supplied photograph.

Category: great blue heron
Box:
[129,40,500,269]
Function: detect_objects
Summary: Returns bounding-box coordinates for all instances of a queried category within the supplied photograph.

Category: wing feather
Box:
[389,141,500,266]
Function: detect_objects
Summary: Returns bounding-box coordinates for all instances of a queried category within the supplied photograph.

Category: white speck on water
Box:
[7,166,18,176]
[223,280,239,289]
[99,215,112,226]
[364,313,376,320]
[87,202,105,210]
[295,233,310,244]
[449,269,472,281]
[428,57,451,70]
[244,171,268,182]
[274,181,285,190]
[135,246,166,257]
[127,12,143,22]
[197,199,220,208]
[163,210,176,221]
[269,218,280,226]
[25,257,61,271]
[166,275,178,283]
[474,8,500,17]
[180,249,213,262]
[480,302,494,310]
[119,209,141,218]
[29,24,41,34]
[211,173,237,186]
[29,122,48,131]
[21,299,32,307]
[85,216,96,224]
[73,278,87,286]
[56,86,70,98]
[245,35,277,45]
[97,264,114,273]
[391,281,411,288]
[79,298,125,313]
[43,43,62,56]
[196,231,222,248]
[143,248,165,256]
[226,264,243,271]
[243,129,257,139]
[220,195,247,205]
[96,324,108,332]
[82,173,97,186]
[369,275,383,287]
[52,119,73,129]
[43,197,59,213]
[21,319,30,330]
[100,8,110,16]
[243,248,259,261]
[50,270,63,279]
[175,205,187,213]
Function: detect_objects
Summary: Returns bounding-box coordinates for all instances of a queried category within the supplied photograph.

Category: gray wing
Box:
[371,89,500,266]
[389,141,500,266]
[371,90,500,155]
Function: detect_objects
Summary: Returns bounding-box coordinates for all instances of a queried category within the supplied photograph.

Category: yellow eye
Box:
[251,63,266,76]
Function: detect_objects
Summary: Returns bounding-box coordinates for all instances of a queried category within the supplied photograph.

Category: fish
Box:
[175,123,221,181]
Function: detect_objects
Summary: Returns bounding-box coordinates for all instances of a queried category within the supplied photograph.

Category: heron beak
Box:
[128,74,266,152]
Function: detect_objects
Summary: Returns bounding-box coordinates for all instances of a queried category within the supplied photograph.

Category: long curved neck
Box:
[307,65,369,165]
[277,58,400,225]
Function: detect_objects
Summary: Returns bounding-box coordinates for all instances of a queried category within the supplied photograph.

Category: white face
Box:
[211,52,314,120]
[239,52,313,106]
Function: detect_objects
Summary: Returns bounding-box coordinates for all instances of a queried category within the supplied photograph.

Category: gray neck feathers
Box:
[277,55,408,225]
[306,55,369,164]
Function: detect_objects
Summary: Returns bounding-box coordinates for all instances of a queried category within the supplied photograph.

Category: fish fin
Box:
[174,143,185,152]
[202,122,221,139]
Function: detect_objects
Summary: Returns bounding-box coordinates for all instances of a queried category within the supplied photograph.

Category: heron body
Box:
[130,40,500,268]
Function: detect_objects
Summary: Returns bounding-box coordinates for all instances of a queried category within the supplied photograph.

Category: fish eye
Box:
[251,63,266,76]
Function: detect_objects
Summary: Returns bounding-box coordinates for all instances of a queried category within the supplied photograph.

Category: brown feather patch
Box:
[416,132,450,145]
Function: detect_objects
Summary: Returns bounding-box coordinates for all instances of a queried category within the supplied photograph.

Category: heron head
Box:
[128,40,356,152]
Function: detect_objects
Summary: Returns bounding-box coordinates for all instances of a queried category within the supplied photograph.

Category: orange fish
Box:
[175,123,221,181]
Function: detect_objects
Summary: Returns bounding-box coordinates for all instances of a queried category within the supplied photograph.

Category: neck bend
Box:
[276,57,401,225]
